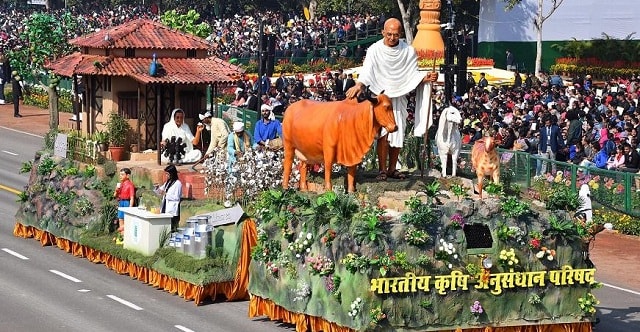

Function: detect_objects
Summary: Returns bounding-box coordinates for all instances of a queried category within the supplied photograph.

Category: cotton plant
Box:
[435,238,459,269]
[292,281,312,302]
[347,297,363,318]
[203,149,301,204]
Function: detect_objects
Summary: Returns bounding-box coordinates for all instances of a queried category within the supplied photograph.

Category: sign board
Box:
[28,0,47,5]
[54,133,68,158]
[203,204,244,227]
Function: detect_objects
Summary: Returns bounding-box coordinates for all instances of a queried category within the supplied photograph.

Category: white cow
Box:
[435,106,462,177]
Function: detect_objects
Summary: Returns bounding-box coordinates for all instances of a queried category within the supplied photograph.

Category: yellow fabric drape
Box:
[249,295,353,332]
[14,221,593,331]
[13,220,258,306]
[249,296,593,332]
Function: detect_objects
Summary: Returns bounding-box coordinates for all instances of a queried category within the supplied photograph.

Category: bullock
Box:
[282,91,397,192]
[471,136,500,198]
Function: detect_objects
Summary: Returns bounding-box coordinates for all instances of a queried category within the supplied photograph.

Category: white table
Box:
[119,207,173,256]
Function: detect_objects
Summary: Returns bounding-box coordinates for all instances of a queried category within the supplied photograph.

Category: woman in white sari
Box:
[161,108,202,164]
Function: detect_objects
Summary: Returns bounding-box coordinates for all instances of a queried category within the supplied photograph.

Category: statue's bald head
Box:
[384,18,402,31]
[382,18,402,47]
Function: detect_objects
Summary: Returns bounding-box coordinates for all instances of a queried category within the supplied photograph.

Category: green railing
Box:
[455,146,640,217]
[214,104,284,134]
[66,132,101,165]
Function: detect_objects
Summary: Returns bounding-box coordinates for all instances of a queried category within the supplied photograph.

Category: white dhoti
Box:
[381,96,408,148]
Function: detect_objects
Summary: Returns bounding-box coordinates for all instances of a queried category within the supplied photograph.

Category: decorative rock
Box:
[475,198,502,219]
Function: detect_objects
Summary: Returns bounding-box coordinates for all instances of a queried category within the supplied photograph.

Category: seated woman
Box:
[161,108,202,164]
[606,145,625,170]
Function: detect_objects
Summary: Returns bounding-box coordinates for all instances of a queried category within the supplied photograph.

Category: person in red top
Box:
[113,168,135,234]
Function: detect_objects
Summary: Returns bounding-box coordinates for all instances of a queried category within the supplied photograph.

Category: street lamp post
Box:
[442,0,456,105]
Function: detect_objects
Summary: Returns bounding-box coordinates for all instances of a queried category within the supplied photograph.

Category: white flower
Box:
[303,240,308,246]
[306,248,311,252]
[439,246,444,251]
[351,303,356,309]
[448,263,453,269]
[296,254,300,258]
[447,243,453,250]
[453,254,458,259]
[306,233,312,240]
[356,297,361,303]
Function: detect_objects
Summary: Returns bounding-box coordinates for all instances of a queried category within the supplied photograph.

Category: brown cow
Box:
[471,136,500,198]
[282,92,397,192]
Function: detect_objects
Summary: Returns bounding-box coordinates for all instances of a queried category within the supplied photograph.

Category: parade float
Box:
[247,184,600,332]
[13,140,255,305]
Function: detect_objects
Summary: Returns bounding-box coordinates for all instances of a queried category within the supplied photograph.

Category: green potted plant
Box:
[105,112,131,161]
[93,130,109,152]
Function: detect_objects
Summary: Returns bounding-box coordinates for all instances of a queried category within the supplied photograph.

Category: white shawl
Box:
[358,39,433,138]
[161,109,201,163]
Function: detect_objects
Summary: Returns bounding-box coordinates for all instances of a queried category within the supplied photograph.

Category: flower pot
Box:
[109,146,125,161]
[99,143,109,152]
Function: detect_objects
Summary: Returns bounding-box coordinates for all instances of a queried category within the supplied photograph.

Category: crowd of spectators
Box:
[210,12,381,61]
[452,71,640,181]
[6,2,640,184]
[0,2,380,64]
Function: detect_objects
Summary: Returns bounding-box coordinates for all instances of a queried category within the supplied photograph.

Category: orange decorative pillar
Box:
[412,0,445,53]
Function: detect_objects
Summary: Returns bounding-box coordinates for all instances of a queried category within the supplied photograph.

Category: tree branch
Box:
[542,0,565,22]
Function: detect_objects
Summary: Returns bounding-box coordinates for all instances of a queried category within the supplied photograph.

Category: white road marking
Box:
[175,325,195,332]
[2,248,29,260]
[107,295,144,311]
[49,269,82,283]
[0,126,43,138]
[602,282,640,296]
[77,289,91,293]
[2,150,18,156]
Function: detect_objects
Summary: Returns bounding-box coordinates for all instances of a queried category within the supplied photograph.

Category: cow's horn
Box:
[368,94,378,105]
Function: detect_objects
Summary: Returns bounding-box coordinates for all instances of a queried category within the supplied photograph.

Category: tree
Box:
[503,0,565,74]
[8,12,78,130]
[160,9,212,39]
[396,0,418,44]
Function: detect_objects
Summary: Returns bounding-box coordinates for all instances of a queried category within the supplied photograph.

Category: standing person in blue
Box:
[260,73,270,95]
[156,164,182,232]
[537,116,565,176]
[478,72,489,89]
[227,121,252,172]
[254,104,282,149]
